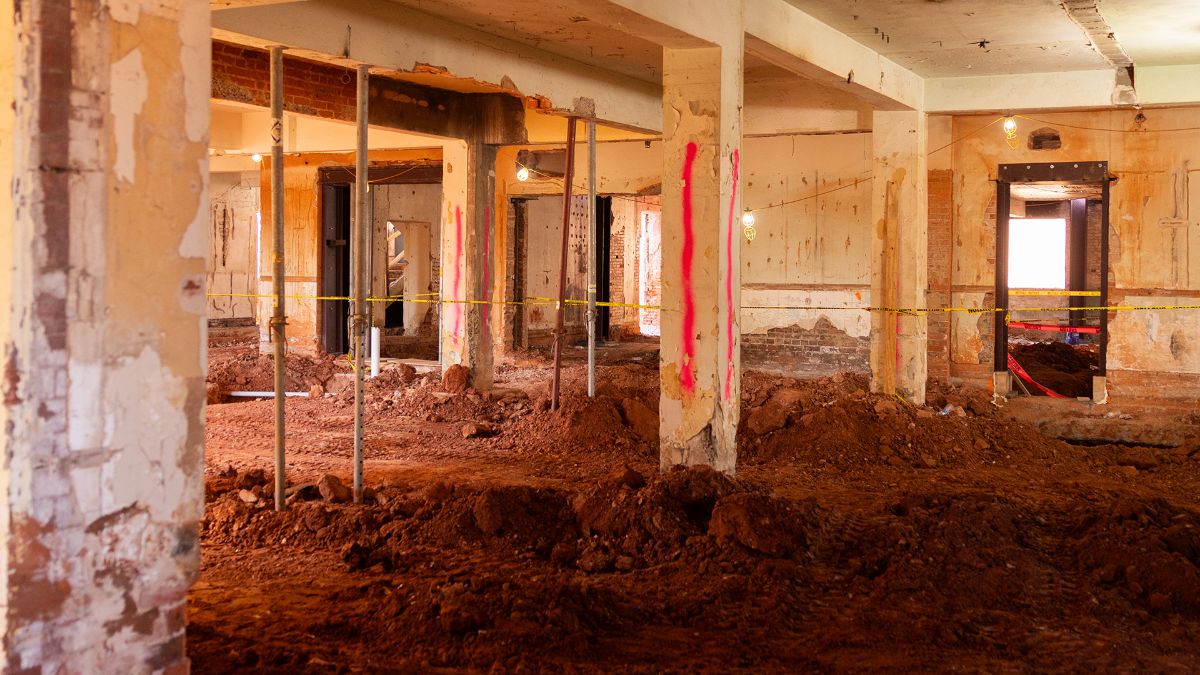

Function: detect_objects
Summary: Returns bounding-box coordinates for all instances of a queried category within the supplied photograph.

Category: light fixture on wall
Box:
[742,209,757,242]
[516,166,531,182]
[1002,115,1019,149]
[251,153,263,163]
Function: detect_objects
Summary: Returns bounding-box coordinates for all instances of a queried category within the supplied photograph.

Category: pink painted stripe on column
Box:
[451,205,464,347]
[679,142,699,394]
[723,149,740,402]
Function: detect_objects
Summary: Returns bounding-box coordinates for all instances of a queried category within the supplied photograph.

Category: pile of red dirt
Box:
[1011,341,1098,398]
[193,454,1200,672]
[207,345,349,399]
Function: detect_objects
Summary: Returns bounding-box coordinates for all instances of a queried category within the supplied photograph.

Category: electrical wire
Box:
[1016,114,1200,134]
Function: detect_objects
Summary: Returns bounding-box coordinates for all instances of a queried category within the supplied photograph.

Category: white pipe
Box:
[229,391,309,398]
[370,326,381,377]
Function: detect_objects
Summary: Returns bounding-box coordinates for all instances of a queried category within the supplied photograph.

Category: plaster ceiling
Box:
[783,0,1200,78]
[383,0,670,83]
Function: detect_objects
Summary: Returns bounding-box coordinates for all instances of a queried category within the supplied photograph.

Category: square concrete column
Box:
[439,140,496,390]
[660,45,743,473]
[870,110,929,403]
[0,1,208,671]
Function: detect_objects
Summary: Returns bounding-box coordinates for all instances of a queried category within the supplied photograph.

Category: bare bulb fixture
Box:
[251,153,263,163]
[742,209,757,242]
[516,166,531,182]
[1002,116,1018,149]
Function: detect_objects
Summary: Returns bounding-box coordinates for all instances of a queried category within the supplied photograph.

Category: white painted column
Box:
[870,110,929,403]
[659,44,743,474]
[438,140,495,390]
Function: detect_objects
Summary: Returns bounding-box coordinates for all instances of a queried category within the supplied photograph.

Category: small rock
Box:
[318,474,353,503]
[442,364,470,394]
[285,483,320,500]
[746,401,788,436]
[916,453,939,469]
[620,398,659,440]
[607,464,647,490]
[874,399,902,416]
[577,549,614,574]
[973,438,990,451]
[308,384,325,399]
[768,388,804,410]
[1118,465,1139,477]
[461,422,496,439]
[206,382,228,405]
[237,489,259,504]
[614,555,635,572]
[1116,449,1159,471]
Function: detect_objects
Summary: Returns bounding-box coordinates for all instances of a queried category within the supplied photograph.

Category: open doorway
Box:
[995,163,1109,400]
[318,163,442,357]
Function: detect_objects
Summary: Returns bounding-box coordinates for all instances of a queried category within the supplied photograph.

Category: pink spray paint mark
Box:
[723,149,740,402]
[451,205,464,347]
[481,206,491,339]
[679,142,699,394]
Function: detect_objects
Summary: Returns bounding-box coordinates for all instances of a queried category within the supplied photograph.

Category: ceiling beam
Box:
[212,0,662,132]
[742,0,923,112]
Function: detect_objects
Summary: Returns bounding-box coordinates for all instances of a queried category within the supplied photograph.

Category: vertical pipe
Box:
[353,64,368,503]
[370,326,381,377]
[550,118,578,410]
[270,47,286,512]
[586,119,597,397]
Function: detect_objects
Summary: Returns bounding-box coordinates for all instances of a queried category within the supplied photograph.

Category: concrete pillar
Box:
[659,45,742,473]
[439,141,495,390]
[0,1,207,671]
[870,111,929,403]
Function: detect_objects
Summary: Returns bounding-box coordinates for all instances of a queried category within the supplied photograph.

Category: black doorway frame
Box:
[993,161,1110,390]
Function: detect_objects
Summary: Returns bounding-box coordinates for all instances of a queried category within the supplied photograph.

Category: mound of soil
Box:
[1011,341,1098,398]
[207,345,349,395]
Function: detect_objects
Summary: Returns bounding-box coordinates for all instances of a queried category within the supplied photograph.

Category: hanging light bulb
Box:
[516,166,531,182]
[741,209,757,242]
[1002,116,1019,149]
[251,153,263,163]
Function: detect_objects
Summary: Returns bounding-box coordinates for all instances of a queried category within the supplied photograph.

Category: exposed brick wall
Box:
[742,318,870,376]
[212,41,357,121]
[608,204,626,337]
[927,169,954,383]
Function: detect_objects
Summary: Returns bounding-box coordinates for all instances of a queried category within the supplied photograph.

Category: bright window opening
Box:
[1008,218,1066,289]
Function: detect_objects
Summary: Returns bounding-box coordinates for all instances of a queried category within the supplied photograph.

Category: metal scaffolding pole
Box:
[586,119,597,397]
[352,64,369,503]
[550,117,578,411]
[270,47,287,512]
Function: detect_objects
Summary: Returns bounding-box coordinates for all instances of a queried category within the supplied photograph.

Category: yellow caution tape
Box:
[1009,290,1101,297]
[206,293,1200,315]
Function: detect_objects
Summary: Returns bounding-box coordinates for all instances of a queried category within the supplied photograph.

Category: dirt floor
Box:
[1010,341,1099,398]
[191,343,1200,673]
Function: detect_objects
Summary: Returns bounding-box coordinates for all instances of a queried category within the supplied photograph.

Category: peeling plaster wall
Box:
[494,132,876,373]
[1,1,207,671]
[947,107,1200,395]
[208,171,259,320]
[257,148,443,352]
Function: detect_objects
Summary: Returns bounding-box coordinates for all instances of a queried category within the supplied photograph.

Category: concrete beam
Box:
[212,42,526,144]
[743,0,923,112]
[925,70,1120,113]
[213,0,662,132]
[1135,65,1200,107]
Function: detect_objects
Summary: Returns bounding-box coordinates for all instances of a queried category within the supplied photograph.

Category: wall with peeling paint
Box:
[1,1,207,671]
[258,148,444,352]
[208,171,260,320]
[947,107,1200,396]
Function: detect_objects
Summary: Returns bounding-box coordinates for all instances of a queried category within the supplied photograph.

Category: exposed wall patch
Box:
[110,48,148,184]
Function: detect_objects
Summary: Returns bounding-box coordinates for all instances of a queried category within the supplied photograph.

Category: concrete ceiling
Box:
[383,0,669,83]
[782,0,1200,78]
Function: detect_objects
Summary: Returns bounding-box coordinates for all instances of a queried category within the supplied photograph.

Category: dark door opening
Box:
[320,183,351,354]
[595,196,613,341]
[994,162,1109,401]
